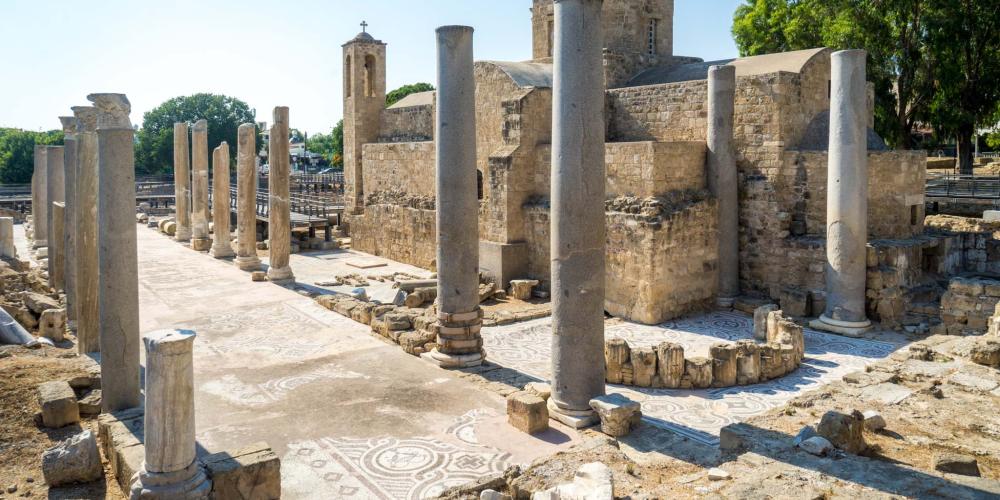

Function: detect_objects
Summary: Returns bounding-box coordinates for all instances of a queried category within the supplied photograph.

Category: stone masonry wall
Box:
[360,142,435,198]
[348,204,436,270]
[378,104,434,143]
[607,80,708,142]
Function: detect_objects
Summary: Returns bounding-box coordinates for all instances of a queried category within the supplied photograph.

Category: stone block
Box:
[202,442,282,500]
[251,271,267,282]
[21,291,59,314]
[506,391,548,434]
[933,453,980,477]
[39,308,66,342]
[710,343,738,387]
[524,382,551,400]
[735,340,760,385]
[508,279,540,301]
[817,410,866,454]
[655,342,684,388]
[604,338,630,384]
[41,430,103,487]
[589,393,641,437]
[685,357,713,389]
[630,346,657,387]
[779,287,810,317]
[753,304,779,341]
[78,390,102,417]
[862,410,886,431]
[37,381,79,428]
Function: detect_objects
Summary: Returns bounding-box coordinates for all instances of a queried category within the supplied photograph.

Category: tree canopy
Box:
[386,83,434,107]
[135,93,257,176]
[732,0,1000,173]
[0,128,63,184]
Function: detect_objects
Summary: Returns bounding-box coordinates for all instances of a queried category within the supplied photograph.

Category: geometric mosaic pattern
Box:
[281,410,511,499]
[482,311,900,446]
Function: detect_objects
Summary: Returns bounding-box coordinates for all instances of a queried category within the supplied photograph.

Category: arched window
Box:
[364,55,377,97]
[477,170,484,200]
[345,55,352,98]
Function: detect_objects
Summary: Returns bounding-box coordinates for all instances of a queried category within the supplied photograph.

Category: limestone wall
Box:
[607,80,708,142]
[347,204,436,270]
[378,105,434,143]
[360,142,435,198]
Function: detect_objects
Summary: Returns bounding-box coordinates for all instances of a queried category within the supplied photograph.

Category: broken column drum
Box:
[32,145,48,248]
[174,122,192,242]
[89,93,140,412]
[235,124,261,271]
[812,50,872,336]
[190,119,211,251]
[548,0,607,428]
[46,145,66,290]
[421,25,484,369]
[130,329,211,498]
[59,116,80,329]
[209,142,234,258]
[707,65,739,305]
[266,107,294,283]
[73,106,100,354]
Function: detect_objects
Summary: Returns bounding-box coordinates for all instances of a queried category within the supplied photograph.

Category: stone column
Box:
[46,146,65,290]
[51,202,65,291]
[190,120,212,252]
[811,50,872,337]
[707,65,739,306]
[0,217,15,258]
[548,0,606,428]
[209,142,234,258]
[72,106,100,354]
[59,116,80,329]
[174,122,192,242]
[32,145,48,248]
[421,26,484,369]
[130,329,211,498]
[235,124,261,270]
[89,93,140,411]
[266,107,294,284]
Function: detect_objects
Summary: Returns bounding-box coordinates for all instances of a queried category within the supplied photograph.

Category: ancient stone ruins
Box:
[5,0,1000,499]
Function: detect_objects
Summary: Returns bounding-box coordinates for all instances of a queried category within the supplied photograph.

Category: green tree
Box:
[135,93,257,176]
[733,0,934,150]
[924,0,1000,174]
[306,131,336,162]
[386,82,434,107]
[331,120,344,167]
[0,128,63,184]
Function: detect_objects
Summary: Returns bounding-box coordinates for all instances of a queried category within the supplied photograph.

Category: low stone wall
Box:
[938,277,1000,335]
[347,204,437,270]
[603,311,805,389]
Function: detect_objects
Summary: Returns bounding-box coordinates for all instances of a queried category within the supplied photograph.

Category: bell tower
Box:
[343,23,387,214]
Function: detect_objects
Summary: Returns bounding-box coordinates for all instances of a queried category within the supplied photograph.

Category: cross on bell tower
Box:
[360,20,368,33]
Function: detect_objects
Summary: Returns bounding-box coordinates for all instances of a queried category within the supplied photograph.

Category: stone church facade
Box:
[343,0,929,326]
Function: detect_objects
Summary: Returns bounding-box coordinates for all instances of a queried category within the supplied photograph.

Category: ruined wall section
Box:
[607,80,708,142]
[378,104,434,143]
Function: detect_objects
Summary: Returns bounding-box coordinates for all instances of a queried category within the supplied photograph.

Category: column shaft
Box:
[549,0,606,425]
[62,129,79,326]
[817,50,871,334]
[46,146,65,290]
[32,146,48,248]
[707,65,739,304]
[235,124,261,270]
[266,107,294,283]
[423,26,483,368]
[190,120,211,251]
[174,122,192,242]
[74,107,100,354]
[209,142,234,258]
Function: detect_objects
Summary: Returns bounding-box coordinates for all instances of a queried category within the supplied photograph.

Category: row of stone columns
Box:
[170,114,287,280]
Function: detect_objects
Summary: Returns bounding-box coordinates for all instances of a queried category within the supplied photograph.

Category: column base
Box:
[235,256,262,271]
[547,399,599,429]
[267,266,295,284]
[190,238,212,252]
[809,315,872,338]
[209,244,235,259]
[716,296,736,309]
[130,461,211,500]
[175,227,192,242]
[420,349,484,368]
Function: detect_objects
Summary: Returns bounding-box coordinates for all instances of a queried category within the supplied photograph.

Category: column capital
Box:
[86,93,131,129]
[71,106,98,133]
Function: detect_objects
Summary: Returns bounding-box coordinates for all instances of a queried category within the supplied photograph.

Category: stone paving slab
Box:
[130,227,578,499]
[482,311,902,446]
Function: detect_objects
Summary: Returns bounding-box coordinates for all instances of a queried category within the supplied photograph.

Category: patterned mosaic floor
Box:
[482,311,901,446]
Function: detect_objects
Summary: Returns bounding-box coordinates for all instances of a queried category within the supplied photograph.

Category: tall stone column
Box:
[51,202,66,291]
[810,50,872,337]
[72,106,100,354]
[707,65,739,306]
[130,329,211,498]
[421,26,484,369]
[209,142,234,258]
[59,116,80,329]
[46,146,65,290]
[32,145,48,248]
[89,93,140,411]
[174,122,192,242]
[548,0,606,428]
[0,217,15,258]
[266,107,294,284]
[190,120,212,252]
[235,124,261,271]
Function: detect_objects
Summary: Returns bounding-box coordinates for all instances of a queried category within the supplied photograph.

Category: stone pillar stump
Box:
[174,122,192,242]
[235,124,261,271]
[209,142,234,258]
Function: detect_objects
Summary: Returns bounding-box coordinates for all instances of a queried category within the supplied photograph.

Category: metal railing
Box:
[926,174,1000,199]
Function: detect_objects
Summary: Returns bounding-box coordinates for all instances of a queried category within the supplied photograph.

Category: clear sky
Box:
[0,0,743,135]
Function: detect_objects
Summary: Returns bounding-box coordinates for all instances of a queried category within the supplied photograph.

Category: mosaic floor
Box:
[482,311,901,446]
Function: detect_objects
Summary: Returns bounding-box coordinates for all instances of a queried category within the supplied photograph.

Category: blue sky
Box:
[0,0,743,135]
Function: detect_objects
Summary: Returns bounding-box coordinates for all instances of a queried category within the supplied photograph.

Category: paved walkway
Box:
[132,227,577,499]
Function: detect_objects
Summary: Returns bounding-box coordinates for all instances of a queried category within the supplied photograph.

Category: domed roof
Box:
[352,31,374,42]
